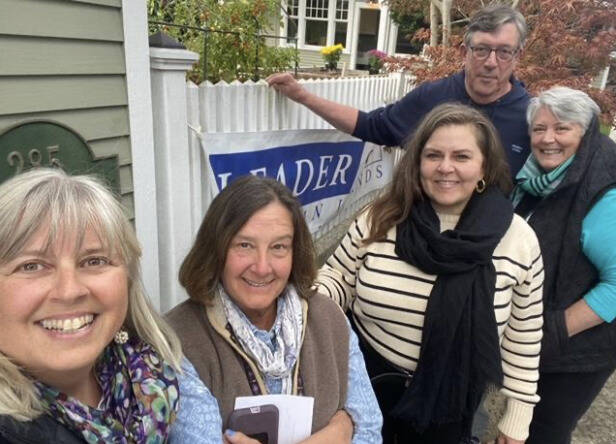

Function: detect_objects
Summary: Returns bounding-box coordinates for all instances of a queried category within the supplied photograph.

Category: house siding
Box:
[0,0,133,217]
[297,49,352,69]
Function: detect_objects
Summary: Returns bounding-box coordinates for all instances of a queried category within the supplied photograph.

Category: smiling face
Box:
[461,22,520,104]
[530,106,584,172]
[221,201,294,330]
[420,124,485,214]
[0,226,128,393]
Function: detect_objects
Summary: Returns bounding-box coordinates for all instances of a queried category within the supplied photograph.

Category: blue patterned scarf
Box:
[219,284,304,394]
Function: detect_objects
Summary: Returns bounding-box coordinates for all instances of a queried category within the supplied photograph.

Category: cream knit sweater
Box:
[316,211,544,441]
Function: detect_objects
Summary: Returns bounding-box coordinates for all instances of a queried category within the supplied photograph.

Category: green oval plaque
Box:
[0,120,119,192]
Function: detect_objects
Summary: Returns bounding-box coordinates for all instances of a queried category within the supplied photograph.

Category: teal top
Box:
[582,188,616,322]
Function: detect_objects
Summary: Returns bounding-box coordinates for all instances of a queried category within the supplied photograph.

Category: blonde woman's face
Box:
[0,227,128,390]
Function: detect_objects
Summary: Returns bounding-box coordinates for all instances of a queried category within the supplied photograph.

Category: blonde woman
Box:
[0,168,184,443]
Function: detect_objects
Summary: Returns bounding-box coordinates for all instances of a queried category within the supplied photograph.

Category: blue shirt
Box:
[582,188,616,322]
[169,324,382,443]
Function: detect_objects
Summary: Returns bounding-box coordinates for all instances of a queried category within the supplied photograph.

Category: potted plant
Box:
[321,44,344,71]
[367,49,387,75]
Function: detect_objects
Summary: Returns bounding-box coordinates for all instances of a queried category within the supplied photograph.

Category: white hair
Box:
[527,86,601,133]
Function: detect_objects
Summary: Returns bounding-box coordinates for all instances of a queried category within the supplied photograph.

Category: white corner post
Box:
[122,0,161,309]
[149,46,199,312]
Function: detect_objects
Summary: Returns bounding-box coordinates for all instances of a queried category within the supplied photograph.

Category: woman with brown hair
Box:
[167,175,382,443]
[316,103,544,444]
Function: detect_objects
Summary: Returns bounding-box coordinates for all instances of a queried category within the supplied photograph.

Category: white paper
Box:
[234,394,314,444]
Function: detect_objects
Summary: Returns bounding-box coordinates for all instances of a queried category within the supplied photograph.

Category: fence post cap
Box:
[149,31,186,49]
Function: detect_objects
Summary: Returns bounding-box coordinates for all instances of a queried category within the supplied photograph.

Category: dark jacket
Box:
[515,118,616,372]
[0,414,83,444]
[352,71,531,176]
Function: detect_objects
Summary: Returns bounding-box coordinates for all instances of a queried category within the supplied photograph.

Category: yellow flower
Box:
[320,44,344,55]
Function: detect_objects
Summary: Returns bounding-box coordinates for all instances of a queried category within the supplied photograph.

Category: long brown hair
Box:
[365,103,512,243]
[179,175,316,304]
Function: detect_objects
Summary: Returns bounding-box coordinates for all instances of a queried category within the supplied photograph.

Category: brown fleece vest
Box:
[166,292,349,433]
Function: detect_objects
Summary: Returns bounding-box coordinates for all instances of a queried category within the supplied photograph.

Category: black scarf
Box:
[391,186,512,431]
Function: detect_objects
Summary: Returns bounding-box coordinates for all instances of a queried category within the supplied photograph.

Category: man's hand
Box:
[223,430,261,444]
[267,72,359,133]
[267,72,309,103]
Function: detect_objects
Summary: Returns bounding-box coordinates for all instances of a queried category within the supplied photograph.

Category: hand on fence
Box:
[267,72,309,103]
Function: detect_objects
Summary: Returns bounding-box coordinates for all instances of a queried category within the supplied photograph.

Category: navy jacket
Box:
[352,71,531,177]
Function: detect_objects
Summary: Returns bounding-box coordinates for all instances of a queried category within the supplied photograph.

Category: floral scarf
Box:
[36,338,179,444]
[219,284,304,394]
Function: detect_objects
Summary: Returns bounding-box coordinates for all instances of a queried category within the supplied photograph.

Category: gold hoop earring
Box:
[114,328,129,345]
[476,179,486,193]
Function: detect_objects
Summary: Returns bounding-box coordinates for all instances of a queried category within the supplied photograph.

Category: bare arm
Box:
[267,72,359,134]
[564,298,604,337]
[298,409,353,444]
[496,433,525,444]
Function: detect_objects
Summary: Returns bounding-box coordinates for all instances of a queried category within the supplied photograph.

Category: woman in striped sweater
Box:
[316,103,544,444]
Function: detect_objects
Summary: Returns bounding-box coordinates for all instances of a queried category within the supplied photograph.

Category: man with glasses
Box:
[268,5,530,176]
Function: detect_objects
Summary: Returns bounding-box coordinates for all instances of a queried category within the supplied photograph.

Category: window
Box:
[305,0,329,46]
[334,0,349,46]
[284,0,351,49]
[286,0,299,43]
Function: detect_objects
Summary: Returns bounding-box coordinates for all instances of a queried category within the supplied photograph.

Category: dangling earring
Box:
[114,328,129,345]
[476,179,486,193]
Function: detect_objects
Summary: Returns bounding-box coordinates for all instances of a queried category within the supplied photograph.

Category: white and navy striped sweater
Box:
[316,211,544,441]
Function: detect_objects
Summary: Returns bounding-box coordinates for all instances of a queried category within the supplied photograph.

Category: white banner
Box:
[200,129,395,239]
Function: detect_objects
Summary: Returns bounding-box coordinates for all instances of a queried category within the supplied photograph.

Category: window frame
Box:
[282,0,353,52]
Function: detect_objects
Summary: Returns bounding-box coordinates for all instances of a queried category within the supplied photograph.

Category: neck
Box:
[465,76,512,105]
[248,307,277,331]
[37,367,102,407]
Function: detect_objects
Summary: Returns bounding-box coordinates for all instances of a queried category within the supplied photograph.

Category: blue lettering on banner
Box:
[209,141,364,205]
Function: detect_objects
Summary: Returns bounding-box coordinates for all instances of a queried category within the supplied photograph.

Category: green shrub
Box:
[148,0,298,83]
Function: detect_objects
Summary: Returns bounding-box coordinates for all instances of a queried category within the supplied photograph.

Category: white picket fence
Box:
[150,45,414,311]
[188,73,414,134]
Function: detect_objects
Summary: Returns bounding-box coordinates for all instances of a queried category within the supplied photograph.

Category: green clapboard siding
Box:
[72,0,122,7]
[0,107,130,141]
[1,0,123,41]
[121,193,135,219]
[0,76,128,116]
[0,36,126,76]
[0,0,133,212]
[119,164,133,195]
[89,136,132,166]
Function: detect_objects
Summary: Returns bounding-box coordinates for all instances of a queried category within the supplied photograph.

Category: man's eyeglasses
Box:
[469,46,518,62]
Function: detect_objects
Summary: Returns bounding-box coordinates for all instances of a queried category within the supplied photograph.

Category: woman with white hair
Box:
[512,87,616,444]
[0,168,184,443]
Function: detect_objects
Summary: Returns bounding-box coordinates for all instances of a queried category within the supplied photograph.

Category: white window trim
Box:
[281,0,354,53]
[349,0,388,69]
